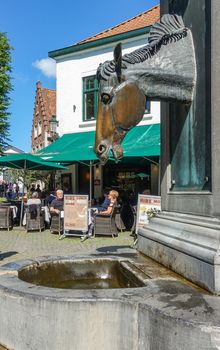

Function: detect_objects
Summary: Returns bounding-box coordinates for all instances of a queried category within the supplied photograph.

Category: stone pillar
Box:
[138,0,220,293]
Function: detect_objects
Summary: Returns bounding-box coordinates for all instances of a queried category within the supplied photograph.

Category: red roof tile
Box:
[76,5,160,45]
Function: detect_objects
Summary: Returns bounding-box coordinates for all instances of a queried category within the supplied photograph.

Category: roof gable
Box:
[49,5,160,58]
[3,146,25,154]
[36,81,56,119]
[41,87,56,118]
[76,5,160,45]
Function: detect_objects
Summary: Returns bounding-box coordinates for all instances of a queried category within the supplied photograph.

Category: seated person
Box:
[29,184,36,194]
[45,191,56,205]
[50,189,64,216]
[35,184,42,198]
[94,189,111,212]
[18,193,28,203]
[27,191,41,206]
[81,190,119,241]
[26,192,42,220]
[96,190,118,215]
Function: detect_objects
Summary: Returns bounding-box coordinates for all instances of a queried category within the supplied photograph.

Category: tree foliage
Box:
[6,169,52,194]
[0,32,13,150]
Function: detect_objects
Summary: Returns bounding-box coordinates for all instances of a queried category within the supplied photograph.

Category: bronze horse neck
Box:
[95,14,197,162]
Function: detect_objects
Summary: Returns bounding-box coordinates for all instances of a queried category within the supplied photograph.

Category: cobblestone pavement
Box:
[0,228,135,266]
[0,228,206,295]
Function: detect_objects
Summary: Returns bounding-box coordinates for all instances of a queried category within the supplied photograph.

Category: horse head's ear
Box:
[114,43,122,83]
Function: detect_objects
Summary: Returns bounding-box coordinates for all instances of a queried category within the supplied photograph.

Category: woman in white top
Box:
[27,191,41,206]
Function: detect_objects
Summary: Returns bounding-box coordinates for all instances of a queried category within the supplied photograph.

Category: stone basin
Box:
[0,255,220,350]
[18,258,145,289]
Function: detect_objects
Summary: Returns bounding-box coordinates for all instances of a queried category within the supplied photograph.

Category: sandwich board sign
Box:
[136,195,161,234]
[60,194,88,239]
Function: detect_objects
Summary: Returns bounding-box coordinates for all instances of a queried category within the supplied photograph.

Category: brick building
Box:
[31,81,56,153]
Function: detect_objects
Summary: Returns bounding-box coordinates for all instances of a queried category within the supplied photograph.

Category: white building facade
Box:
[53,37,160,136]
[46,6,161,199]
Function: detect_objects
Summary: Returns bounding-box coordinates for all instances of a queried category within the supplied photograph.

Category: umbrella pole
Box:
[89,160,92,206]
[19,164,26,227]
[20,199,24,227]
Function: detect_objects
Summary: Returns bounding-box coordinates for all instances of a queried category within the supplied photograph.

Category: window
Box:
[145,100,151,114]
[38,121,42,135]
[82,76,98,121]
[34,124,38,138]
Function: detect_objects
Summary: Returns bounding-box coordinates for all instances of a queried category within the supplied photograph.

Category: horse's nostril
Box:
[97,143,107,154]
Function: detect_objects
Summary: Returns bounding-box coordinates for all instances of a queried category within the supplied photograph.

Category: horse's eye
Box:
[101,93,111,104]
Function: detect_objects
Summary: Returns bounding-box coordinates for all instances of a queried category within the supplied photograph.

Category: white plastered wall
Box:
[55,35,160,136]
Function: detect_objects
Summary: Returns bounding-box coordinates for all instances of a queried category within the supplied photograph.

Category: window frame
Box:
[82,75,99,122]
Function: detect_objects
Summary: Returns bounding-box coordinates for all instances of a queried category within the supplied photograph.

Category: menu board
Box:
[136,195,161,233]
[64,195,88,231]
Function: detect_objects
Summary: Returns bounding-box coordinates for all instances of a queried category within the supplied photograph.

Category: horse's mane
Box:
[97,14,188,82]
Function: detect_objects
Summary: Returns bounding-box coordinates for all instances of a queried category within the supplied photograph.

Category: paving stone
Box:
[0,228,135,266]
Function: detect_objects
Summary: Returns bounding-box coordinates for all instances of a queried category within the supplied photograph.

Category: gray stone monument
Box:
[138,0,220,293]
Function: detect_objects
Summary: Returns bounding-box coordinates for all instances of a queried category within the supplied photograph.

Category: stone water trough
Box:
[0,255,220,350]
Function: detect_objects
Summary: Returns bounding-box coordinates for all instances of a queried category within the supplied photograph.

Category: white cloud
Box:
[32,58,56,78]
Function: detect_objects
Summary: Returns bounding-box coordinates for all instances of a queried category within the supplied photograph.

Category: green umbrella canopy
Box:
[37,124,160,163]
[0,153,66,227]
[38,132,98,163]
[0,153,66,170]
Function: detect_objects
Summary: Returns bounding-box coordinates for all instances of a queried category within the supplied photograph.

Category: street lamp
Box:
[48,115,59,142]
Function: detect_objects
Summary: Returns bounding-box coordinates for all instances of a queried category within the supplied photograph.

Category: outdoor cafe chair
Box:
[94,206,118,238]
[50,212,64,236]
[0,206,13,231]
[114,205,126,232]
[26,204,45,232]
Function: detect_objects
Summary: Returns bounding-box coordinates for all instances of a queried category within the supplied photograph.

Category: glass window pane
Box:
[84,77,94,90]
[145,100,151,114]
[85,92,95,120]
[83,76,98,121]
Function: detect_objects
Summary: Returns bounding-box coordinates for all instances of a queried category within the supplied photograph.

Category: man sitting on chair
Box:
[50,189,64,215]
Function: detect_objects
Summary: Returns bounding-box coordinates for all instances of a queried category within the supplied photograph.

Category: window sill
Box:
[79,114,152,128]
[79,121,96,128]
[142,114,152,121]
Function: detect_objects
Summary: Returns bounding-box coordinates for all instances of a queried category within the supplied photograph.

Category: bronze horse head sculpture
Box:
[94,14,197,163]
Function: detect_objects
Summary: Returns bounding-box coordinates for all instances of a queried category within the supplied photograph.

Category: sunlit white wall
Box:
[55,35,160,136]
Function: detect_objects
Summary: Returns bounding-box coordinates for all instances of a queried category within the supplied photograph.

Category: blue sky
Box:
[0,0,158,152]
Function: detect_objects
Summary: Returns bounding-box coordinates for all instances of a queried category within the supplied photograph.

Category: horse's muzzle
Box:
[95,141,124,163]
[112,144,123,160]
[96,142,107,155]
[95,142,110,164]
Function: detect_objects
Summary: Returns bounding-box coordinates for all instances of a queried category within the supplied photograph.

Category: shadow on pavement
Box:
[96,245,136,254]
[0,251,18,261]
